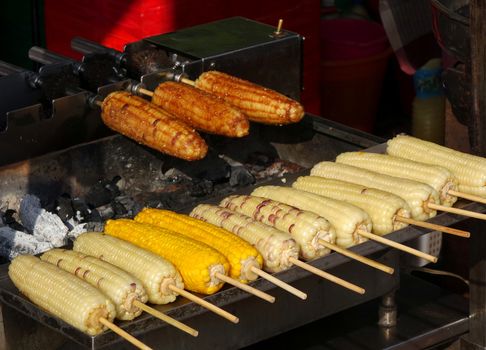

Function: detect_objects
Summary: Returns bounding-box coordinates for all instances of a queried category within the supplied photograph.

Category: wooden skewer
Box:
[132,300,198,337]
[395,215,470,238]
[428,202,486,221]
[275,19,284,35]
[138,87,154,97]
[448,189,486,205]
[215,272,275,303]
[287,257,365,294]
[318,239,394,274]
[168,285,239,324]
[99,317,152,350]
[180,77,196,86]
[356,229,438,263]
[250,266,308,300]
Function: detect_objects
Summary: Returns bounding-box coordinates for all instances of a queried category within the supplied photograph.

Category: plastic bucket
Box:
[320,19,391,132]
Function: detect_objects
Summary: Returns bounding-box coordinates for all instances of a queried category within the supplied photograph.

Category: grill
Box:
[0,16,481,350]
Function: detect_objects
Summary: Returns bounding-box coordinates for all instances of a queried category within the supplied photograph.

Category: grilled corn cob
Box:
[311,161,440,221]
[219,195,336,260]
[194,71,304,125]
[336,152,459,206]
[135,208,262,283]
[293,177,412,235]
[104,219,230,295]
[101,91,207,161]
[190,204,299,273]
[152,81,250,137]
[9,255,116,335]
[41,249,148,320]
[73,232,183,304]
[252,186,371,248]
[387,134,486,195]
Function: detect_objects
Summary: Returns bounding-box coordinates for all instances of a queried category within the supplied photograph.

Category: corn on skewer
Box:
[135,209,305,300]
[73,232,237,324]
[40,249,198,337]
[293,177,469,238]
[219,195,336,260]
[448,189,486,205]
[252,186,371,248]
[311,161,439,221]
[254,184,437,263]
[387,134,486,190]
[336,152,459,207]
[105,219,274,303]
[218,195,393,274]
[190,204,365,294]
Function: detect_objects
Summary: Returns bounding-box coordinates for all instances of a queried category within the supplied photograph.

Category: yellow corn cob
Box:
[9,255,116,336]
[336,152,459,206]
[190,204,299,273]
[194,71,305,125]
[293,177,412,235]
[219,195,336,260]
[73,232,183,304]
[104,219,230,295]
[387,134,486,192]
[135,208,263,283]
[152,81,250,137]
[251,186,371,248]
[101,91,208,161]
[41,249,148,320]
[311,162,440,221]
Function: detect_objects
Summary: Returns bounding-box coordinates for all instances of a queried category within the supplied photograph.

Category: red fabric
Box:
[44,0,320,114]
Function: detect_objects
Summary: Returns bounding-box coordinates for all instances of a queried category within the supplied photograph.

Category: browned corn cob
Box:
[195,71,305,125]
[152,81,249,137]
[101,91,208,161]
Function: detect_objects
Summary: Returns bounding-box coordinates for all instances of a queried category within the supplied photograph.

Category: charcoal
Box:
[229,166,255,187]
[0,226,53,260]
[19,194,68,247]
[112,196,139,217]
[190,179,214,197]
[111,200,128,217]
[169,152,230,183]
[56,194,75,222]
[85,222,105,232]
[67,223,88,240]
[4,209,25,232]
[247,152,274,167]
[72,198,102,222]
[96,204,115,220]
[84,177,121,208]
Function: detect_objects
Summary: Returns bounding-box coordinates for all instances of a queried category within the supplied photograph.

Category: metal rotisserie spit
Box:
[0,16,482,350]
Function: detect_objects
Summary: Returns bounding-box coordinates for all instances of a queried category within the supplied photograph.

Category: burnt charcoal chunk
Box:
[85,222,105,233]
[85,177,121,208]
[247,152,275,167]
[71,198,102,222]
[111,200,128,218]
[190,179,214,197]
[56,194,75,222]
[4,209,25,232]
[229,166,255,187]
[168,151,230,183]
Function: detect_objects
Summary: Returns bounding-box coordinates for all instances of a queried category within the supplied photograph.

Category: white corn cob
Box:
[311,162,440,221]
[387,134,486,193]
[336,152,459,206]
[190,204,299,273]
[41,249,148,320]
[9,255,116,335]
[251,186,371,248]
[293,177,412,235]
[73,232,184,304]
[219,195,336,260]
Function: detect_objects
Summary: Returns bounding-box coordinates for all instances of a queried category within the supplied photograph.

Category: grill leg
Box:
[378,291,397,328]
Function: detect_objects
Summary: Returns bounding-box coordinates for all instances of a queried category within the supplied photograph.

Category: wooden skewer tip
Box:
[99,317,153,350]
[215,272,276,303]
[395,215,470,238]
[250,266,307,300]
[448,189,486,206]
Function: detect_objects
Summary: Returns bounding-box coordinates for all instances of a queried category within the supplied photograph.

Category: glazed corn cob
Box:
[336,152,459,206]
[219,195,337,260]
[293,177,412,235]
[41,249,148,320]
[194,71,305,125]
[387,134,486,196]
[73,232,184,304]
[152,81,249,137]
[311,162,440,221]
[104,219,230,295]
[9,255,116,335]
[252,186,371,248]
[101,91,207,161]
[190,204,299,273]
[135,208,263,283]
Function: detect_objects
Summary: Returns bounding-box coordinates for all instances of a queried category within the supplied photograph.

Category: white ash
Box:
[0,227,53,260]
[19,194,68,247]
[67,223,88,240]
